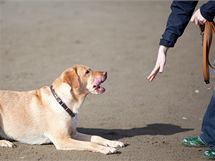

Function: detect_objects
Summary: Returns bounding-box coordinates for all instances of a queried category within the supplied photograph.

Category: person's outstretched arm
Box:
[147,45,168,81]
[147,1,198,81]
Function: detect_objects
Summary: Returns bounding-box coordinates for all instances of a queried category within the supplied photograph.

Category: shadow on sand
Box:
[77,123,193,140]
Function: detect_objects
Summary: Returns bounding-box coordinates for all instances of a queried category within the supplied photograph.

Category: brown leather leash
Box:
[200,21,215,84]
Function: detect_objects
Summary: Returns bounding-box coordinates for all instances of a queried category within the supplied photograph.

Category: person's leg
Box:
[182,89,215,148]
[200,88,215,159]
[200,88,215,147]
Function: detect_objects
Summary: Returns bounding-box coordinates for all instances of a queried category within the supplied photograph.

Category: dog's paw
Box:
[105,140,125,148]
[0,140,16,148]
[99,146,118,155]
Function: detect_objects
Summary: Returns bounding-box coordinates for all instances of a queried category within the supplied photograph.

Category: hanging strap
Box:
[201,21,215,84]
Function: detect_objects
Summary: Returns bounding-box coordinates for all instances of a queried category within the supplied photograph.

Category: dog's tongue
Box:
[94,78,106,94]
[96,86,105,94]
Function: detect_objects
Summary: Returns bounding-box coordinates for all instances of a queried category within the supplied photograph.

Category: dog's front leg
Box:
[50,135,118,155]
[73,132,125,148]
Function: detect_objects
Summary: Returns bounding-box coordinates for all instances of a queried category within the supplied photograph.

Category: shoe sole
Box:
[182,142,207,148]
[203,155,215,160]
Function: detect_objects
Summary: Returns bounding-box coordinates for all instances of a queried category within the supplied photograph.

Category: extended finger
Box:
[148,75,155,81]
[147,66,159,79]
[147,68,160,81]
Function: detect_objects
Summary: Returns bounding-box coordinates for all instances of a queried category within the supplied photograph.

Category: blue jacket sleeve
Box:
[200,1,215,22]
[160,1,198,48]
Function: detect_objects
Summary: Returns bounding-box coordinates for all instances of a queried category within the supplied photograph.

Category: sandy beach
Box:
[0,1,214,161]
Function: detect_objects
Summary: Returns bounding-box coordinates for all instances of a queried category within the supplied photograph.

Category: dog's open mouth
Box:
[93,84,105,94]
[92,77,106,94]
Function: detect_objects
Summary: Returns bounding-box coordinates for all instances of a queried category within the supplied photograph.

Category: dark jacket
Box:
[160,0,215,48]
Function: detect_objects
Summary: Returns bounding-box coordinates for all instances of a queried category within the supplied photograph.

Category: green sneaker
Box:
[204,147,215,160]
[182,136,206,147]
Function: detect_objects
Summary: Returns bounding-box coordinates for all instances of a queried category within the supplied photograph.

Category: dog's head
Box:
[62,65,107,95]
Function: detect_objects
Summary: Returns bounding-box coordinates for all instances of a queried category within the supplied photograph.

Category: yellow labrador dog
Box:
[0,64,124,154]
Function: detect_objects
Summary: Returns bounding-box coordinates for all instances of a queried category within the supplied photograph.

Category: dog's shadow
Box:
[77,123,193,140]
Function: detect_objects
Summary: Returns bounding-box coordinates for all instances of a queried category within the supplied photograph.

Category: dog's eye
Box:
[85,70,90,75]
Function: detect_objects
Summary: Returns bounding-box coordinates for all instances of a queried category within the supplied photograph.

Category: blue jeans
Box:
[200,88,215,147]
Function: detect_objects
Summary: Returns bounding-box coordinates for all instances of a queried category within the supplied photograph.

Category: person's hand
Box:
[147,45,168,81]
[190,9,206,25]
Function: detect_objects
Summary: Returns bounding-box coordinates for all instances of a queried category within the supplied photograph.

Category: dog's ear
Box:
[63,68,80,89]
